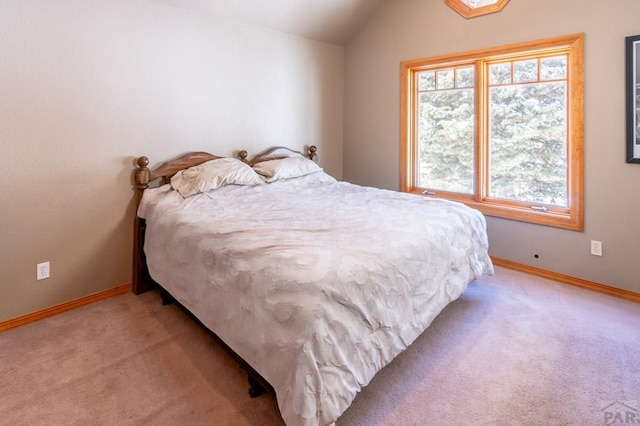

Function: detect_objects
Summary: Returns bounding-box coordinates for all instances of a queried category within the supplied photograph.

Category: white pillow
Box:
[252,157,322,183]
[171,157,263,197]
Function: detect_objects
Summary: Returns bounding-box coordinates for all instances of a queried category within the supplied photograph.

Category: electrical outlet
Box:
[590,240,603,257]
[37,262,50,280]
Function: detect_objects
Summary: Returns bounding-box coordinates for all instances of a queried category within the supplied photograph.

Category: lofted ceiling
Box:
[149,0,386,45]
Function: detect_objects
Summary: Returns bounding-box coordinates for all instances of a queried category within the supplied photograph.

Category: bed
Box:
[132,146,493,426]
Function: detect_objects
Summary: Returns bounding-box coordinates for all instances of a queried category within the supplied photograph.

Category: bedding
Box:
[170,157,263,197]
[252,156,323,182]
[138,170,493,426]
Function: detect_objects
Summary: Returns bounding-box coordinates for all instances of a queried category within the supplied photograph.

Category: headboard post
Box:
[239,150,248,163]
[308,146,318,163]
[135,156,151,205]
[133,156,152,295]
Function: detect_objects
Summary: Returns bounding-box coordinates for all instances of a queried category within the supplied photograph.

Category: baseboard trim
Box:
[0,283,133,333]
[2,260,638,333]
[491,257,640,304]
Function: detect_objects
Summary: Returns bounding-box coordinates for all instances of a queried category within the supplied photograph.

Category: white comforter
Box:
[138,172,493,426]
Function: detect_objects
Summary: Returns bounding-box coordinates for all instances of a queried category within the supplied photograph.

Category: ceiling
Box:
[150,0,386,45]
[153,0,385,45]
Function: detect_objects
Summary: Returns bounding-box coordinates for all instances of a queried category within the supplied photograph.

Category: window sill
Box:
[404,188,584,231]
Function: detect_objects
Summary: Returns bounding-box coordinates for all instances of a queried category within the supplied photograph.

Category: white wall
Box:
[344,0,640,293]
[0,0,343,321]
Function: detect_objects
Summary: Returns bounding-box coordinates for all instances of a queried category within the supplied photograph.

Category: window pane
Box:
[489,81,568,206]
[418,71,436,91]
[489,63,511,85]
[461,0,500,7]
[456,67,474,88]
[417,88,475,194]
[540,56,567,80]
[437,69,455,90]
[513,59,538,83]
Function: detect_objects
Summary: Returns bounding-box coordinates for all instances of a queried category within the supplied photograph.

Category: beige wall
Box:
[0,0,344,322]
[344,0,640,293]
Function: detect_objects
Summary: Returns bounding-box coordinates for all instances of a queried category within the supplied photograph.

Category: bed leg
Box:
[247,375,265,398]
[160,289,174,306]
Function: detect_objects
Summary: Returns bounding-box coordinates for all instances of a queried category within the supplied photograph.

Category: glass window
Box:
[418,71,436,91]
[436,69,455,90]
[401,34,584,231]
[417,66,475,194]
[446,0,510,19]
[489,62,512,85]
[540,56,567,80]
[513,59,538,83]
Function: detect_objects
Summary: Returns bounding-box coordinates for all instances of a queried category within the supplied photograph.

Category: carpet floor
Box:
[1,266,638,425]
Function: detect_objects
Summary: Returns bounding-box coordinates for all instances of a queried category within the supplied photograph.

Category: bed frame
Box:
[133,145,317,294]
[133,151,229,296]
[132,145,318,398]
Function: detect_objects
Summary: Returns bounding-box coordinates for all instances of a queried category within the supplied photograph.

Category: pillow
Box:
[252,157,322,183]
[294,170,337,185]
[171,157,263,197]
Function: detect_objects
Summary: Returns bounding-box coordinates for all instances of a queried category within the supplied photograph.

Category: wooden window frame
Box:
[400,33,585,231]
[445,0,510,19]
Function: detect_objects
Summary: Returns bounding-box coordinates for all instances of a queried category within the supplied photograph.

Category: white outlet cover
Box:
[590,241,603,257]
[37,262,50,280]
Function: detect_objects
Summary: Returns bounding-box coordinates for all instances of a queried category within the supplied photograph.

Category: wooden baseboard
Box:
[0,283,133,333]
[491,257,640,304]
[2,260,638,334]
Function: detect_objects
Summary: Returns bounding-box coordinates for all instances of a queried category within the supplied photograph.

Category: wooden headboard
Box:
[132,145,317,294]
[134,150,246,203]
[249,145,318,166]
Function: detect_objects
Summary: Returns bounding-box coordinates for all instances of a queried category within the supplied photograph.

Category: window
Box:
[401,34,584,231]
[445,0,510,19]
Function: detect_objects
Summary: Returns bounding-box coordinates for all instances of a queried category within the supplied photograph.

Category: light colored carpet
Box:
[1,267,638,425]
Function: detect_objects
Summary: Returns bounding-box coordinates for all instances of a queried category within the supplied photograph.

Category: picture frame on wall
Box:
[626,34,640,163]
